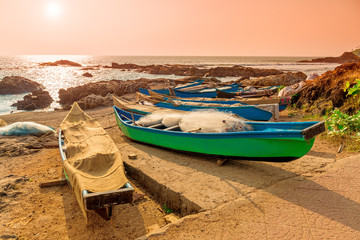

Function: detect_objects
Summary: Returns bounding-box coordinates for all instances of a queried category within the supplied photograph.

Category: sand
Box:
[1,106,359,239]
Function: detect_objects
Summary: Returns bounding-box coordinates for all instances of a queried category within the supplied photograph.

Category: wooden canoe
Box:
[113,106,325,160]
[59,102,134,220]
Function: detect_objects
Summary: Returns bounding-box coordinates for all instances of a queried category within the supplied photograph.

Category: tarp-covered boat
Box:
[59,102,134,220]
[113,106,325,160]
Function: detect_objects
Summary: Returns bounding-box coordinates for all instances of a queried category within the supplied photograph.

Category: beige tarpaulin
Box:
[60,102,128,219]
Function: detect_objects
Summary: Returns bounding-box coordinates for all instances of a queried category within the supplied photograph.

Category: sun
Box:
[45,1,63,19]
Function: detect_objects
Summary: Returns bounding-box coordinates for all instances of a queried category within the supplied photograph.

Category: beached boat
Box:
[172,83,239,98]
[113,106,325,160]
[59,103,134,220]
[147,89,289,112]
[136,93,278,121]
[139,79,204,95]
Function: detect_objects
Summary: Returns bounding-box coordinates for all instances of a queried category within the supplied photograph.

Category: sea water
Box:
[0,55,339,115]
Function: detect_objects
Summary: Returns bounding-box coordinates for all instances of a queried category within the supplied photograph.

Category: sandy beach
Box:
[1,104,360,239]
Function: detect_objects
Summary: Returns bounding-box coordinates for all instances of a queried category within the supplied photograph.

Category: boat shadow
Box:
[125,138,360,232]
[40,184,149,239]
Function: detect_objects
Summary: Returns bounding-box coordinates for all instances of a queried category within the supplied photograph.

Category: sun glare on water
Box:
[44,1,63,19]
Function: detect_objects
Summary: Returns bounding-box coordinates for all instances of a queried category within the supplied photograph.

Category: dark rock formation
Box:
[241,72,307,86]
[294,62,360,114]
[58,78,176,106]
[39,60,82,67]
[82,72,93,77]
[0,76,43,94]
[299,52,360,64]
[63,93,113,110]
[12,90,53,110]
[107,63,283,78]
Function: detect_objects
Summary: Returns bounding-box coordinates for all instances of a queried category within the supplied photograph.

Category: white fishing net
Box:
[136,110,252,133]
[179,110,252,133]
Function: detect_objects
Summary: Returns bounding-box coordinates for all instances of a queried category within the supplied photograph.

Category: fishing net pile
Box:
[136,110,252,133]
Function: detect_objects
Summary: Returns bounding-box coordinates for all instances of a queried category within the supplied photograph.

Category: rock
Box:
[0,76,43,94]
[164,213,179,224]
[128,154,137,160]
[58,78,175,106]
[294,62,360,114]
[39,60,82,67]
[299,52,360,64]
[241,71,307,86]
[12,90,53,110]
[107,63,283,78]
[0,119,6,127]
[82,72,93,77]
[75,93,113,110]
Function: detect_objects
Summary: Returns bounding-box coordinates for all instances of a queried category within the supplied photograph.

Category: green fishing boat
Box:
[113,106,325,160]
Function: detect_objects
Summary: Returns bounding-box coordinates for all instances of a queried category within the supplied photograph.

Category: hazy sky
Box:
[0,0,359,56]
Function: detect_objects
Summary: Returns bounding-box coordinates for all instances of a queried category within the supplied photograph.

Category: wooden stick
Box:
[39,178,68,188]
[184,128,201,133]
[121,114,136,125]
[216,159,228,166]
[131,113,137,125]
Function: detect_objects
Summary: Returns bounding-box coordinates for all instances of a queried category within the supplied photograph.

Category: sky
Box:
[0,0,359,56]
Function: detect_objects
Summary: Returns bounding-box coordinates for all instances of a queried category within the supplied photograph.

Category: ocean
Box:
[0,55,339,115]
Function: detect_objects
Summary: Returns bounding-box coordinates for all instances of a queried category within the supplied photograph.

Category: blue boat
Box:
[154,100,273,121]
[147,90,289,112]
[113,106,325,160]
[139,79,204,95]
[173,83,239,98]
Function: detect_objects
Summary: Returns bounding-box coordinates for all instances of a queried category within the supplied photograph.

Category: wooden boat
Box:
[139,79,204,95]
[113,106,325,160]
[172,83,239,98]
[59,102,134,220]
[216,88,274,98]
[148,89,289,112]
[136,93,278,121]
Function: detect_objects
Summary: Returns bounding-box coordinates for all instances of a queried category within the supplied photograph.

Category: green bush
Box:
[324,109,360,137]
[344,78,360,98]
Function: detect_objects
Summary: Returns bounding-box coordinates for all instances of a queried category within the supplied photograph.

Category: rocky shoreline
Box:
[1,63,308,111]
[1,57,359,112]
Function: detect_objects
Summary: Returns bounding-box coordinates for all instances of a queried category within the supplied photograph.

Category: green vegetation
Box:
[322,110,360,151]
[352,48,360,57]
[324,109,360,136]
[344,79,360,99]
[163,204,173,214]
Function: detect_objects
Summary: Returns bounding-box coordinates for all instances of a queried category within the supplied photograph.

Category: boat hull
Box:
[114,106,317,159]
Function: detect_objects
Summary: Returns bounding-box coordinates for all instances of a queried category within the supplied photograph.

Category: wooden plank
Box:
[184,128,201,133]
[39,178,68,188]
[302,122,325,140]
[148,123,163,128]
[84,188,134,210]
[163,125,180,131]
